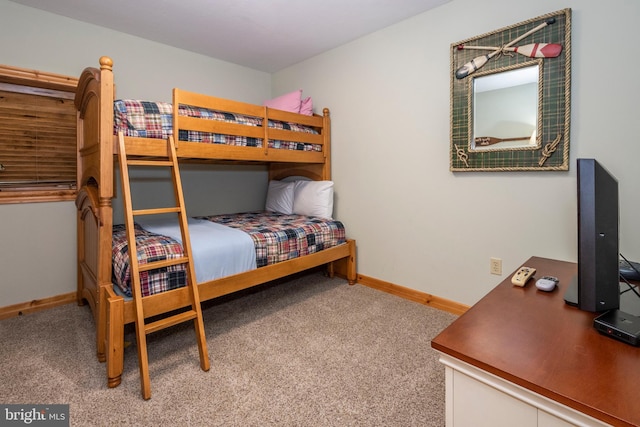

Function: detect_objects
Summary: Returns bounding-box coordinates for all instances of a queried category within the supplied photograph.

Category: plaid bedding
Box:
[198,211,346,268]
[113,100,321,151]
[112,224,186,298]
[112,212,346,297]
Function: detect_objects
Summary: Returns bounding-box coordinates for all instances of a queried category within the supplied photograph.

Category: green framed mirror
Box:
[450,9,571,171]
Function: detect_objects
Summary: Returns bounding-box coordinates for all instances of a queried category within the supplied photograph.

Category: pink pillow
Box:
[300,96,313,116]
[264,90,302,113]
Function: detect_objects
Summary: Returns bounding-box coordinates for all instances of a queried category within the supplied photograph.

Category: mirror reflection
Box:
[471,64,540,151]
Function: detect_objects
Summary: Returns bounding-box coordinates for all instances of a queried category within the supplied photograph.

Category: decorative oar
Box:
[475,136,531,146]
[456,43,562,58]
[455,18,556,79]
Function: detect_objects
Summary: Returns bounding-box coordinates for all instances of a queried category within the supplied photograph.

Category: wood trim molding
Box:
[357,274,470,316]
[0,64,78,91]
[0,292,76,320]
[0,275,469,320]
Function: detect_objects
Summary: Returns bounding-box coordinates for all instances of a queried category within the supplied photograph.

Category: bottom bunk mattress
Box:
[112,211,346,297]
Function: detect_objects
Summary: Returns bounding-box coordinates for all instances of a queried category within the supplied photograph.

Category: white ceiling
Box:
[9,0,450,73]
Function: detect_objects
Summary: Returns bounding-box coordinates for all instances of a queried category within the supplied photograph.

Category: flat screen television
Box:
[564,158,620,312]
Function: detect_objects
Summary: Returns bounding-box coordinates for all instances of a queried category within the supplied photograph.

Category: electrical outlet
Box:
[490,257,502,275]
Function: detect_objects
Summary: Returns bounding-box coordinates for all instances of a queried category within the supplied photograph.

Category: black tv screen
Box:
[576,158,620,312]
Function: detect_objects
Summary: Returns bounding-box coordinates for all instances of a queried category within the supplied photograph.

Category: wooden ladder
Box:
[117,132,210,400]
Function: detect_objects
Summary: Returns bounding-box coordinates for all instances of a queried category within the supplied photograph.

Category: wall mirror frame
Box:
[450,9,571,172]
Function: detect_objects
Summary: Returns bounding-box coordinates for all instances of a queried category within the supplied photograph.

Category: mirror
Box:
[450,9,571,171]
[471,63,540,151]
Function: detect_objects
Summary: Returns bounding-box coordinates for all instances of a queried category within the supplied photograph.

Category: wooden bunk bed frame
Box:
[75,56,356,388]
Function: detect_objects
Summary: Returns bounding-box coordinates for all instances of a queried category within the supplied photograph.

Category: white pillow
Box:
[265,180,295,214]
[292,180,334,218]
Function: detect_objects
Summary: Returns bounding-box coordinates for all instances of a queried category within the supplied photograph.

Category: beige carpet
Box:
[0,271,457,426]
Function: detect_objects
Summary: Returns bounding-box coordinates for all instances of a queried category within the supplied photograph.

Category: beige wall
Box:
[0,0,272,306]
[2,0,639,309]
[273,0,640,305]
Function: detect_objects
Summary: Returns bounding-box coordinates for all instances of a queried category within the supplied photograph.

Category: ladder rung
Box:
[145,310,198,334]
[132,207,182,216]
[127,159,174,167]
[139,256,189,272]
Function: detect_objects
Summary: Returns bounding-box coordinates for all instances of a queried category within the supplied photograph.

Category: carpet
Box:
[0,271,457,426]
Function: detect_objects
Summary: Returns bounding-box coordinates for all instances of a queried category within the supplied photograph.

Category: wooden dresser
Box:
[431,256,640,427]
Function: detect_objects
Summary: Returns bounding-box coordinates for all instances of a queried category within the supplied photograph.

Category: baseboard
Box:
[357,274,469,316]
[0,274,469,320]
[0,292,77,320]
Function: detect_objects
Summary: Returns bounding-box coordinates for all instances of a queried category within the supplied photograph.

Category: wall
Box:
[3,0,639,309]
[0,0,272,306]
[273,0,640,305]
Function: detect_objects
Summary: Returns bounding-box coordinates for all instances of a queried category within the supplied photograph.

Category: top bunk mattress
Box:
[114,100,322,152]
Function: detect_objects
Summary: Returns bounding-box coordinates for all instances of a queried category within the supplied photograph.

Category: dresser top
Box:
[432,256,640,427]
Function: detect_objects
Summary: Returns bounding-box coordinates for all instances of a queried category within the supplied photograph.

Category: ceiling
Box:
[9,0,450,73]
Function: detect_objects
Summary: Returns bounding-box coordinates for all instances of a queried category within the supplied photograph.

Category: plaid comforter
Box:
[112,212,346,297]
[112,224,186,297]
[113,100,321,151]
[199,212,346,267]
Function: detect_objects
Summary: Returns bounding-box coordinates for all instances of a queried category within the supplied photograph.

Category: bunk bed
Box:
[75,56,357,388]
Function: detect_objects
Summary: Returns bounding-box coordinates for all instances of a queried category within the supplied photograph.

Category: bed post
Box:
[96,57,115,363]
[322,107,331,180]
[75,57,115,362]
[334,239,357,285]
[106,295,124,388]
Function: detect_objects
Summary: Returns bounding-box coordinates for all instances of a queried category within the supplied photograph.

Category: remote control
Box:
[536,276,559,292]
[512,266,536,287]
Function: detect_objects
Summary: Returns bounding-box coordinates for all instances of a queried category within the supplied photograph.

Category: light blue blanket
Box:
[136,217,257,283]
